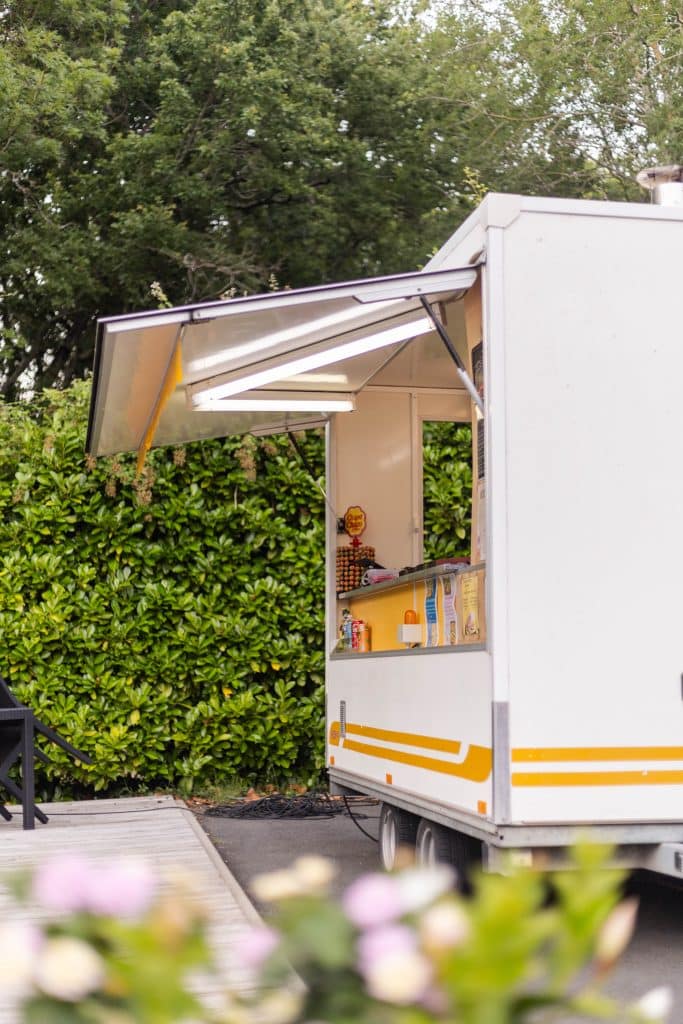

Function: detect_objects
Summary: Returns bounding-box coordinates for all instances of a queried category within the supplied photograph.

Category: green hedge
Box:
[0,381,326,796]
[423,421,473,562]
[0,385,472,797]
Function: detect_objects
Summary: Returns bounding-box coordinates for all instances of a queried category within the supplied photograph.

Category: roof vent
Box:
[637,164,683,206]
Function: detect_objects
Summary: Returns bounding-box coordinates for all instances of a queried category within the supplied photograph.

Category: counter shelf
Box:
[335,561,486,654]
[337,560,484,601]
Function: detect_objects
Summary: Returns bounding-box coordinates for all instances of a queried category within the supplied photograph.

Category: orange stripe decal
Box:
[342,737,492,782]
[327,720,491,782]
[345,723,461,755]
[513,769,683,788]
[512,746,683,763]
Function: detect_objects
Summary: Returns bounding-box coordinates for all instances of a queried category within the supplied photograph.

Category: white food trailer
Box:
[87,185,683,884]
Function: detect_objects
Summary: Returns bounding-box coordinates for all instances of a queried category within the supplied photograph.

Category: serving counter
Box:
[335,561,486,655]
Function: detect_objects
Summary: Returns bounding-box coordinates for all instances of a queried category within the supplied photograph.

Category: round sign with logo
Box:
[344,505,367,544]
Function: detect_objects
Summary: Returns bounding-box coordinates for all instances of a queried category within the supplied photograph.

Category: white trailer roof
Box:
[86,266,477,457]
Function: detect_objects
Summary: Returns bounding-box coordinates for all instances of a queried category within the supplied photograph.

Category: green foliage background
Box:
[422,421,472,562]
[0,384,472,796]
[0,381,328,796]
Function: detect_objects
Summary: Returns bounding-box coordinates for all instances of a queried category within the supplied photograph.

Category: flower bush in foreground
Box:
[2,846,673,1024]
[239,847,672,1024]
[4,853,212,1023]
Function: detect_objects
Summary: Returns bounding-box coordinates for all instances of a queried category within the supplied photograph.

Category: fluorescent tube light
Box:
[286,373,349,385]
[195,397,355,413]
[187,300,400,374]
[190,316,433,405]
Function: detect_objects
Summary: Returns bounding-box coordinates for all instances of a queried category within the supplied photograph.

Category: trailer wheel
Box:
[379,804,419,870]
[415,818,481,894]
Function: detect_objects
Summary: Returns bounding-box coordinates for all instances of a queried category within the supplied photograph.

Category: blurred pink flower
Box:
[357,924,416,974]
[32,854,92,913]
[342,874,403,929]
[86,858,157,919]
[238,926,280,971]
[32,854,156,920]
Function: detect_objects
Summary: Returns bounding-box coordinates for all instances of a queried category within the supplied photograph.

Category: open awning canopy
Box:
[86,265,478,458]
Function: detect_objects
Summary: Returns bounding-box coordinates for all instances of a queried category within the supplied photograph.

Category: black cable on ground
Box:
[205,791,378,823]
[342,793,378,843]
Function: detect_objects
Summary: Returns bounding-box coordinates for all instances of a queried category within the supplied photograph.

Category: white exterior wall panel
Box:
[327,652,492,818]
[502,209,683,823]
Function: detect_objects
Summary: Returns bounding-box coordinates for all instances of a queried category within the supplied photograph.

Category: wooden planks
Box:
[0,796,262,1022]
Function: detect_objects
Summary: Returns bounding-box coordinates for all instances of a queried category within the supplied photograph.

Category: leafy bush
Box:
[422,422,472,561]
[0,381,326,795]
[236,846,666,1024]
[6,846,670,1023]
[0,383,472,797]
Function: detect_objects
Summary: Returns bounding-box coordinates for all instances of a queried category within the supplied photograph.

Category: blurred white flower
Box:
[419,900,470,953]
[0,921,41,996]
[397,866,454,914]
[595,898,638,969]
[256,988,303,1024]
[292,856,336,892]
[35,936,105,1002]
[633,986,674,1021]
[363,948,433,1005]
[251,869,304,903]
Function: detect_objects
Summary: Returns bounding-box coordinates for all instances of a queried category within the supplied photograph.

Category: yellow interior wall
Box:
[347,584,420,651]
[341,567,487,653]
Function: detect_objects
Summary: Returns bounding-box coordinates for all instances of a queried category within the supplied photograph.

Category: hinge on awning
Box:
[418,296,484,415]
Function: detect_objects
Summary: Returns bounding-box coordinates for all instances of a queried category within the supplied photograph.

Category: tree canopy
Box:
[0,0,465,397]
[2,0,683,398]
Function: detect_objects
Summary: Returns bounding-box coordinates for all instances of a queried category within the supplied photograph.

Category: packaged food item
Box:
[335,544,376,594]
[358,622,371,652]
[338,608,353,650]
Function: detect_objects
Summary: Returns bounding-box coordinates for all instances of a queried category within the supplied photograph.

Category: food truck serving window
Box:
[86,266,478,458]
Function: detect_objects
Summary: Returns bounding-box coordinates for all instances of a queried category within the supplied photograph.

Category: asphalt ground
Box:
[196,798,380,911]
[195,802,683,1016]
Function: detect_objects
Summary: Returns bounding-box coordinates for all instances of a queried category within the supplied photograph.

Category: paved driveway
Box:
[197,802,380,910]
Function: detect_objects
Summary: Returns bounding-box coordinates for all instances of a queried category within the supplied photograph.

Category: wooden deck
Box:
[0,795,262,1021]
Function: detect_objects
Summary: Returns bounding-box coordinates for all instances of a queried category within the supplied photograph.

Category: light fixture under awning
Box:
[86,265,478,457]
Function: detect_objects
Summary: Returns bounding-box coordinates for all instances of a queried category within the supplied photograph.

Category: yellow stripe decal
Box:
[345,723,462,755]
[513,769,683,788]
[512,746,683,763]
[342,737,491,782]
[327,721,490,782]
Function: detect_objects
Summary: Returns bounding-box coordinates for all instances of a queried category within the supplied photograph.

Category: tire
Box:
[415,818,481,894]
[378,803,419,870]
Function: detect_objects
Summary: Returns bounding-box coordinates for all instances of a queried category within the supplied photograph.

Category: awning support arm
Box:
[418,296,484,415]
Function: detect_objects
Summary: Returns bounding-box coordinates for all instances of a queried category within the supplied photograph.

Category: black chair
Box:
[0,674,93,830]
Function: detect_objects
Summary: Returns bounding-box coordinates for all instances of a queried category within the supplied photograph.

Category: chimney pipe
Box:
[637,164,683,206]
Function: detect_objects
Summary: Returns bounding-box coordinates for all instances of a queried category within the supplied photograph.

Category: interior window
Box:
[422,421,472,562]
